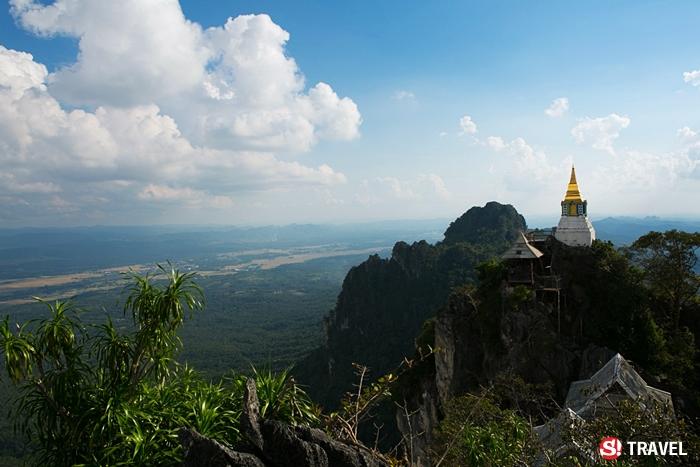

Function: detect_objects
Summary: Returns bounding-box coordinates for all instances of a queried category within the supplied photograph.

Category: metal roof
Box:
[535,353,675,464]
[534,408,585,458]
[565,353,673,418]
[501,231,544,260]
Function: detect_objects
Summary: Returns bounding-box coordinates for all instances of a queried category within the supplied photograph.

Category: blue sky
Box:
[1,0,699,226]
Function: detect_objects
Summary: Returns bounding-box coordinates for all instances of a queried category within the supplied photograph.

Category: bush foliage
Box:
[0,265,318,466]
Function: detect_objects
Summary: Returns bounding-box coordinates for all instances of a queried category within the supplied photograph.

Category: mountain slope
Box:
[296,202,526,408]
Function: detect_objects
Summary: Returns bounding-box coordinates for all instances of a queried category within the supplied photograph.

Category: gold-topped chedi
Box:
[564,166,583,202]
[561,165,587,217]
[555,165,595,246]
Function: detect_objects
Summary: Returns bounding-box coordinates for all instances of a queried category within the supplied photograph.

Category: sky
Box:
[0,0,699,227]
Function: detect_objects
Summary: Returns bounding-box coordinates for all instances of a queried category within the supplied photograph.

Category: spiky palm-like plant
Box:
[0,264,320,466]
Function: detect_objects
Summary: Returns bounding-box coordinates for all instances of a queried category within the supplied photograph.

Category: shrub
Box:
[0,265,318,466]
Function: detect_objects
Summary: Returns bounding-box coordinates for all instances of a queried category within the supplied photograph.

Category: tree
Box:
[0,265,318,466]
[630,230,700,332]
[430,391,539,467]
[562,399,700,466]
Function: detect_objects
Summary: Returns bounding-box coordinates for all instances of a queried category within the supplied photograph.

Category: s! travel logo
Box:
[598,437,688,461]
[599,437,623,460]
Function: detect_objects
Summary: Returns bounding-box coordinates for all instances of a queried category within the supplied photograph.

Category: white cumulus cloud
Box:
[544,97,569,118]
[683,70,700,87]
[0,41,349,224]
[484,134,562,191]
[1,2,361,224]
[594,149,699,191]
[10,0,209,106]
[677,126,698,144]
[8,2,361,153]
[459,115,477,135]
[570,113,630,155]
[485,136,506,151]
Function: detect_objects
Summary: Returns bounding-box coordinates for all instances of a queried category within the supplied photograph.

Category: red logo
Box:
[599,437,623,460]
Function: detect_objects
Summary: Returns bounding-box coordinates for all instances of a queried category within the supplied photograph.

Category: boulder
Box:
[179,427,265,467]
[261,420,328,467]
[294,425,389,467]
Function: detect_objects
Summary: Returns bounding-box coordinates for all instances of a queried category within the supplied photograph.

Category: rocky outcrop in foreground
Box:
[180,378,389,467]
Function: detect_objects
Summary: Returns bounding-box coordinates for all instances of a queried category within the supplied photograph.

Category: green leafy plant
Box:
[0,264,319,466]
[431,391,539,467]
[244,366,320,425]
[562,399,700,466]
[630,230,700,332]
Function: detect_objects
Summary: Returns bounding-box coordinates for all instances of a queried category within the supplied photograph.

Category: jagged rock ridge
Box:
[296,202,527,410]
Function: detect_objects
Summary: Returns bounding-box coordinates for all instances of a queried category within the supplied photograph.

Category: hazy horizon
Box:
[2,212,700,231]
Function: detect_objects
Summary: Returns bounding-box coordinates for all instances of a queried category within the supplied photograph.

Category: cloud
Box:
[358,174,450,204]
[0,171,61,194]
[392,90,415,101]
[0,46,47,98]
[420,174,450,200]
[459,115,477,135]
[682,70,700,87]
[484,135,562,191]
[485,136,506,151]
[10,0,208,106]
[138,184,234,208]
[1,3,362,224]
[481,129,699,210]
[570,113,630,155]
[480,126,699,213]
[8,3,361,153]
[594,149,699,191]
[306,82,361,141]
[0,43,348,223]
[198,14,361,151]
[375,177,417,200]
[677,126,698,143]
[544,97,569,118]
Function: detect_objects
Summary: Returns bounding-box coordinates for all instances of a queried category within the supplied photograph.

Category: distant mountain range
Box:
[0,216,696,281]
[592,216,700,245]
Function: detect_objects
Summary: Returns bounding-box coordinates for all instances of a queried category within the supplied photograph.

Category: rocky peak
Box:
[442,201,526,247]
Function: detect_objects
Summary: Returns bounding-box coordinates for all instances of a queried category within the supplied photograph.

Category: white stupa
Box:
[554,166,595,247]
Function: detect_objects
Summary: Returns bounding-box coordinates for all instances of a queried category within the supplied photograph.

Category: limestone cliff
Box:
[295,202,527,410]
[394,238,667,465]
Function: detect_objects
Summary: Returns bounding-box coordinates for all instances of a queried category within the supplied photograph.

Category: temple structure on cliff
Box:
[502,166,595,292]
[553,166,596,247]
[501,232,544,285]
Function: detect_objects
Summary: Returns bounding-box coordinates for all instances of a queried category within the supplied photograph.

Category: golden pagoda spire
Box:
[564,165,582,201]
